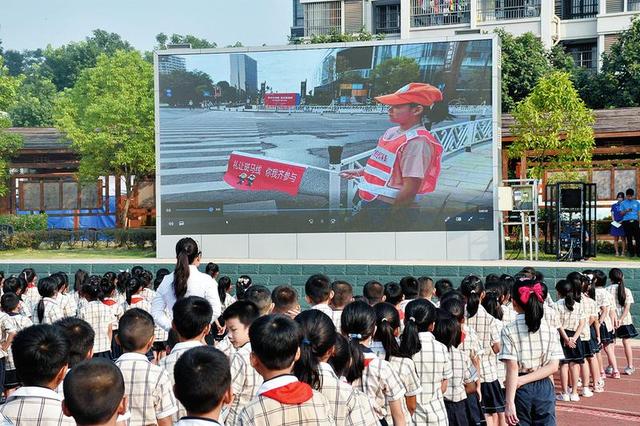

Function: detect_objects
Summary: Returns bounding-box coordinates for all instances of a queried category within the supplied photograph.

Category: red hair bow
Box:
[518,283,544,304]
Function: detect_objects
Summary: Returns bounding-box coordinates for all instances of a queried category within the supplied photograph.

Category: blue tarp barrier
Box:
[17,197,117,229]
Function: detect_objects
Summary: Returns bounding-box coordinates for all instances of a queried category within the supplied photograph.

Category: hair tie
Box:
[302,338,311,345]
[381,317,388,323]
[348,333,363,341]
[470,289,476,294]
[408,317,416,323]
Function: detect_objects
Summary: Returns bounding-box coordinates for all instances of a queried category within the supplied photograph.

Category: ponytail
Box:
[460,275,484,318]
[82,275,104,302]
[373,303,403,361]
[609,268,627,307]
[512,278,544,333]
[340,301,375,383]
[400,299,436,357]
[566,272,583,303]
[482,292,503,321]
[37,299,45,324]
[293,310,336,390]
[125,277,144,305]
[218,276,232,305]
[173,237,199,300]
[36,276,57,323]
[555,279,575,311]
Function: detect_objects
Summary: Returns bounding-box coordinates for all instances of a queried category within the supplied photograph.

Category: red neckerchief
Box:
[130,296,144,305]
[363,351,376,368]
[262,381,313,404]
[460,329,466,344]
[102,299,117,306]
[27,283,36,289]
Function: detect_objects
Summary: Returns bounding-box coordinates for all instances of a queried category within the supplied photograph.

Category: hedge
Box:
[0,228,156,250]
[0,214,48,232]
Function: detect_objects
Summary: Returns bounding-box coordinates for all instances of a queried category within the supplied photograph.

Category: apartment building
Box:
[291,0,640,69]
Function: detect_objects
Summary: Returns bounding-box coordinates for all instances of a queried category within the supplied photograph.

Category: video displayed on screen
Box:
[157,39,495,234]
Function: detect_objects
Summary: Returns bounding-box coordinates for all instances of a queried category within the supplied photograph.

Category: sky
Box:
[0,0,293,52]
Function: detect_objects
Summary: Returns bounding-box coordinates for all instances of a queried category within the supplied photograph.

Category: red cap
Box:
[375,83,443,106]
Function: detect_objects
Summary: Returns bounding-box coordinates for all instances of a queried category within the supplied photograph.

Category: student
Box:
[220,300,263,425]
[125,276,167,362]
[235,275,253,301]
[500,275,516,325]
[271,285,301,318]
[399,299,451,425]
[0,324,74,425]
[460,275,504,426]
[205,262,220,281]
[218,276,236,310]
[482,291,506,388]
[341,301,406,425]
[305,274,334,318]
[54,317,96,394]
[73,269,89,312]
[1,292,32,395]
[434,279,453,305]
[173,346,233,426]
[20,268,40,311]
[101,275,126,359]
[555,279,586,402]
[499,278,562,426]
[159,296,212,421]
[114,309,177,426]
[33,276,64,325]
[418,276,435,302]
[62,359,128,426]
[373,302,421,424]
[433,309,476,426]
[53,272,77,318]
[570,272,600,396]
[383,282,405,322]
[293,309,370,425]
[77,277,115,360]
[593,269,617,379]
[608,268,638,375]
[329,280,354,331]
[398,276,419,312]
[236,314,335,425]
[244,285,274,317]
[363,280,386,306]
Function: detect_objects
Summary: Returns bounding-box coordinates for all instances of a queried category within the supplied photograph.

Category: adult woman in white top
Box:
[151,237,221,331]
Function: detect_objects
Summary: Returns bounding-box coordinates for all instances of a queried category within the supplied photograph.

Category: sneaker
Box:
[570,394,581,402]
[594,382,605,393]
[624,366,635,375]
[600,370,606,379]
[576,378,583,388]
[582,388,594,398]
[605,366,614,375]
[612,370,621,379]
[556,393,570,402]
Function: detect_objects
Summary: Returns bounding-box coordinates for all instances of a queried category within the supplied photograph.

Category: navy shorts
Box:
[514,377,556,426]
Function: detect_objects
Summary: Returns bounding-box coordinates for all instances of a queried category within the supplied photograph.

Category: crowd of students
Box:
[0,261,635,426]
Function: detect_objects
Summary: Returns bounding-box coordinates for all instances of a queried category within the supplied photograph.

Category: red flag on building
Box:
[223,152,307,196]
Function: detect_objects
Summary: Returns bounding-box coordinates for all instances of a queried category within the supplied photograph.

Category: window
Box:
[304,1,342,36]
[565,42,597,69]
[477,0,541,21]
[375,3,401,34]
[410,0,471,27]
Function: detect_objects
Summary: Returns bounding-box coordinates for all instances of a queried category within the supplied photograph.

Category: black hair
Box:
[520,266,536,277]
[154,268,170,290]
[400,276,419,300]
[329,333,350,378]
[172,296,213,339]
[115,271,129,296]
[418,276,434,298]
[271,285,299,312]
[3,276,27,296]
[400,299,436,357]
[459,275,484,318]
[616,191,625,199]
[485,280,506,304]
[363,280,384,305]
[373,302,404,360]
[293,309,336,390]
[82,275,104,302]
[593,269,607,288]
[166,328,179,352]
[205,262,220,279]
[13,324,70,386]
[340,301,376,382]
[305,274,332,305]
[555,279,575,312]
[235,275,252,300]
[566,272,584,303]
[218,276,232,305]
[440,297,465,323]
[433,309,460,349]
[500,274,515,301]
[63,358,124,425]
[173,237,200,300]
[221,300,260,326]
[579,271,596,299]
[36,276,57,323]
[1,292,20,312]
[626,188,635,197]
[74,269,88,293]
[482,292,503,321]
[125,276,145,305]
[55,317,95,368]
[249,314,302,370]
[609,268,626,306]
[384,282,403,306]
[434,278,453,298]
[140,270,153,289]
[52,272,69,292]
[174,346,231,414]
[131,266,144,277]
[117,308,155,352]
[99,275,116,299]
[21,268,36,285]
[244,285,272,315]
[331,280,353,309]
[513,278,545,333]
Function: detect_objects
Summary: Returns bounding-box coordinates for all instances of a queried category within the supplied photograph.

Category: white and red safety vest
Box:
[358,126,443,202]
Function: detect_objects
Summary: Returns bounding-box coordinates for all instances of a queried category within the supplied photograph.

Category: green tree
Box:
[9,72,57,127]
[0,56,23,196]
[54,50,154,227]
[369,57,420,98]
[509,71,595,179]
[159,70,215,106]
[289,27,384,45]
[155,33,217,50]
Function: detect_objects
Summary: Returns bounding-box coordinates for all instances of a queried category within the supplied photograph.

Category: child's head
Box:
[555,279,575,311]
[62,358,126,426]
[609,268,627,307]
[500,274,515,302]
[400,299,436,357]
[131,266,144,277]
[37,276,58,323]
[271,285,300,315]
[154,268,170,290]
[235,275,252,300]
[13,324,69,388]
[433,309,461,349]
[373,302,402,361]
[3,275,27,296]
[125,276,145,305]
[174,346,232,416]
[21,268,37,285]
[440,297,465,324]
[329,333,350,378]
[512,278,545,333]
[399,276,419,301]
[1,292,21,313]
[363,280,385,305]
[293,309,337,389]
[305,274,333,306]
[117,308,155,353]
[434,278,453,299]
[116,271,129,296]
[481,292,503,321]
[330,280,353,310]
[140,270,153,289]
[205,262,220,280]
[74,269,89,293]
[340,301,376,383]
[55,317,95,368]
[566,271,584,303]
[249,314,302,375]
[172,296,213,341]
[52,272,69,294]
[100,275,116,299]
[592,269,607,288]
[418,276,434,299]
[82,276,104,302]
[383,282,404,306]
[459,275,484,317]
[222,301,260,348]
[218,276,233,304]
[244,285,274,316]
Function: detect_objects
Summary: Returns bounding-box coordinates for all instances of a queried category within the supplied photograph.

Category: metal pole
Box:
[521,211,527,260]
[527,213,533,261]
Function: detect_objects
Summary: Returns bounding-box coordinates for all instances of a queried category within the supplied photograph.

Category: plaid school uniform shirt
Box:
[580,296,598,341]
[102,297,125,330]
[311,303,342,332]
[0,386,75,426]
[411,332,452,426]
[77,300,116,353]
[58,293,77,318]
[159,340,204,421]
[595,287,614,331]
[31,297,64,325]
[466,305,501,383]
[317,362,369,426]
[127,297,168,343]
[385,356,422,425]
[115,352,178,426]
[542,303,559,330]
[215,334,235,358]
[0,312,15,359]
[607,284,635,326]
[459,324,483,360]
[498,313,564,373]
[502,302,516,325]
[236,374,335,426]
[140,287,156,303]
[4,313,33,370]
[352,351,405,421]
[22,285,40,310]
[221,293,237,310]
[445,346,477,403]
[555,300,584,332]
[225,342,263,426]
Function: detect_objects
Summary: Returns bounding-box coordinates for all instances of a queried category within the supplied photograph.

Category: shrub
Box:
[0,214,48,232]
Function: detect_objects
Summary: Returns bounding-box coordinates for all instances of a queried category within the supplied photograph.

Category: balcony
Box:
[410,0,471,27]
[477,0,541,21]
[561,0,598,19]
